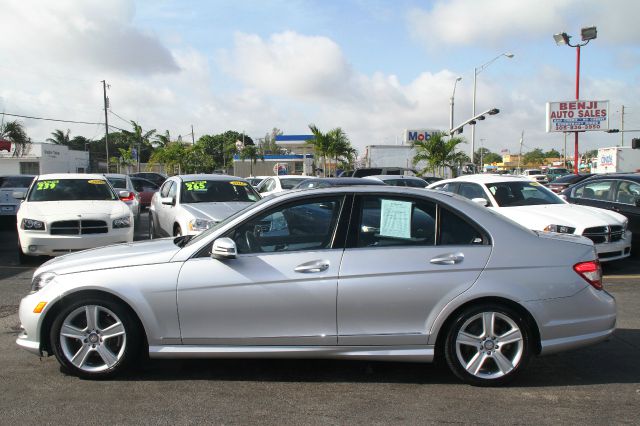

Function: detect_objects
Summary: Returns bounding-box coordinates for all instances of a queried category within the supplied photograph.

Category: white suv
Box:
[16,173,134,260]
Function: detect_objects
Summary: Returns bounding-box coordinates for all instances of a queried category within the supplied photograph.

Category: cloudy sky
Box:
[1,0,639,158]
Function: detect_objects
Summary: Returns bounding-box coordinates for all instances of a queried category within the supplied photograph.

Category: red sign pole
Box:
[574,45,581,174]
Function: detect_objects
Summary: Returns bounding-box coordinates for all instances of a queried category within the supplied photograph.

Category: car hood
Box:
[181,202,253,222]
[20,200,129,218]
[493,203,627,230]
[35,238,181,275]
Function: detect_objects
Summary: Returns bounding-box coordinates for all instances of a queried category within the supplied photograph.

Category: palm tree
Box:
[47,129,71,145]
[0,120,30,157]
[122,120,156,167]
[327,128,356,176]
[307,124,331,176]
[412,131,467,177]
[239,144,264,177]
[154,130,172,148]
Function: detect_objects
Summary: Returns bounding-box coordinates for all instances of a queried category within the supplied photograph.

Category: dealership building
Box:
[0,142,89,175]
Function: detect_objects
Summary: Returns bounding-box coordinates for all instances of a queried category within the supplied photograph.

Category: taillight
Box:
[573,260,603,290]
[120,193,135,202]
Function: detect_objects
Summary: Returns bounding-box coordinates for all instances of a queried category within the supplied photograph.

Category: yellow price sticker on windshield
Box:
[88,179,106,184]
[36,180,59,190]
[185,181,207,191]
[229,181,248,186]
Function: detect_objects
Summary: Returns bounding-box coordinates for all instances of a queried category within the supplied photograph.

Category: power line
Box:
[0,112,103,126]
[108,110,132,126]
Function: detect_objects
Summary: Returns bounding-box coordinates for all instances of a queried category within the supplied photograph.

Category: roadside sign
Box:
[546,100,609,132]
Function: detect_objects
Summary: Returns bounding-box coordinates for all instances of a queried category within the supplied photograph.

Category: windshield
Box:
[0,176,34,188]
[106,177,127,189]
[184,196,271,247]
[486,181,564,207]
[180,179,261,203]
[28,178,117,201]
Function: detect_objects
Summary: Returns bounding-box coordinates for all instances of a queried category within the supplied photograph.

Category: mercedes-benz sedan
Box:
[16,186,615,386]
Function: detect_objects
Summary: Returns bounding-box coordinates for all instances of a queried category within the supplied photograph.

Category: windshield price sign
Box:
[546,100,609,132]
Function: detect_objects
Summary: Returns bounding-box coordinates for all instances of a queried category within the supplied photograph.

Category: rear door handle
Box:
[295,260,330,273]
[430,252,464,265]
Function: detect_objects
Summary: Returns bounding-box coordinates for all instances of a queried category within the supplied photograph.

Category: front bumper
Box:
[594,230,632,262]
[16,292,50,356]
[19,227,133,256]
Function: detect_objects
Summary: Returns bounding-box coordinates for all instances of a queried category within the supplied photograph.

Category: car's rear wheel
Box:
[444,303,533,386]
[50,297,141,379]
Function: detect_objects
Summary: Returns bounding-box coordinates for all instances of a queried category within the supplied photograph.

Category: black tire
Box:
[50,296,142,379]
[148,213,155,239]
[17,245,32,265]
[173,225,182,237]
[444,303,533,387]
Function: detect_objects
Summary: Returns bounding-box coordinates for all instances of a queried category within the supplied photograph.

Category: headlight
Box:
[543,224,576,234]
[30,272,57,294]
[21,218,46,231]
[188,218,216,232]
[112,216,131,228]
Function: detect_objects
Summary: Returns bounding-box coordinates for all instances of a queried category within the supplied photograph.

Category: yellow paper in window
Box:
[380,199,411,239]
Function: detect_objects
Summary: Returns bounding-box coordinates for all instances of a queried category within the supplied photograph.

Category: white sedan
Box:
[429,174,632,262]
[16,173,134,260]
[149,174,261,237]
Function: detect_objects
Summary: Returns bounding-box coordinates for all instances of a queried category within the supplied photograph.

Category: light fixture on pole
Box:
[449,76,462,133]
[471,53,514,162]
[553,26,597,174]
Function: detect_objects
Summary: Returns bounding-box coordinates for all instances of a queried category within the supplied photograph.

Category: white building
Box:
[0,142,89,175]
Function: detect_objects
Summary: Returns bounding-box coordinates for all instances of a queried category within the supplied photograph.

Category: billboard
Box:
[546,100,609,132]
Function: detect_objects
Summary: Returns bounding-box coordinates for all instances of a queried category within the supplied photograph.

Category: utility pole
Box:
[621,105,625,146]
[101,80,109,172]
[191,124,195,145]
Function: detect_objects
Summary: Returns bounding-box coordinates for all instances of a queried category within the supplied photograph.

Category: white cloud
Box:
[408,0,640,48]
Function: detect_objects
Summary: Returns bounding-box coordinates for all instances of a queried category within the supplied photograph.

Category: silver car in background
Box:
[16,186,615,386]
[104,173,140,222]
[0,174,35,215]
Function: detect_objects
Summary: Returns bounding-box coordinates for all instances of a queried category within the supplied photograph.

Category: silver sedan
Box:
[16,186,615,386]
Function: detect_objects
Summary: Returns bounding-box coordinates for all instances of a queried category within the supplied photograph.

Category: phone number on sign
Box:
[554,124,602,131]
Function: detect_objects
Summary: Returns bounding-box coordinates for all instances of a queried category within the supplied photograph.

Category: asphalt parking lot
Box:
[1,215,639,424]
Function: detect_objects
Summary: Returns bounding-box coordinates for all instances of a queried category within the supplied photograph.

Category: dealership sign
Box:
[546,100,609,132]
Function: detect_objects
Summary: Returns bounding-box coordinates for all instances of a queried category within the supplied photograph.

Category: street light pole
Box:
[471,53,514,162]
[449,77,462,133]
[553,26,597,174]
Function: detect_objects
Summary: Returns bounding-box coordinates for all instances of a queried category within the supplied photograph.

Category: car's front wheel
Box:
[50,297,141,379]
[148,213,155,239]
[444,303,533,386]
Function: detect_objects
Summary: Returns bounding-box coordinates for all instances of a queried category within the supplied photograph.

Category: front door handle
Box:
[430,252,464,265]
[295,260,330,273]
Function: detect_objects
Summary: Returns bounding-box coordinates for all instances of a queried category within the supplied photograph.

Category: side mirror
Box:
[161,196,175,205]
[118,190,131,199]
[471,197,489,207]
[211,237,237,260]
[12,191,26,200]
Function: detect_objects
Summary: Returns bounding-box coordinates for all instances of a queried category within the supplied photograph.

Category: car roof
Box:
[36,173,107,180]
[104,173,128,179]
[434,174,529,185]
[366,175,426,181]
[301,177,385,186]
[274,175,308,179]
[174,174,249,182]
[582,173,640,181]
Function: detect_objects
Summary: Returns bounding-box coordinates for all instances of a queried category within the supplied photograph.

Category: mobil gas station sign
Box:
[403,128,438,144]
[546,100,609,132]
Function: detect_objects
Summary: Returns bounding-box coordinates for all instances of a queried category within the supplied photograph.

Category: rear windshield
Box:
[106,177,127,189]
[0,176,34,188]
[28,179,117,201]
[280,178,306,190]
[180,180,261,203]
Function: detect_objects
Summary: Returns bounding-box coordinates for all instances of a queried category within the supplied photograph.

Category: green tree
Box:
[307,124,331,176]
[327,127,356,176]
[0,120,30,157]
[122,120,156,164]
[522,148,546,166]
[47,129,71,146]
[154,130,172,148]
[259,128,285,154]
[544,148,561,158]
[474,148,502,165]
[239,144,264,176]
[412,131,467,177]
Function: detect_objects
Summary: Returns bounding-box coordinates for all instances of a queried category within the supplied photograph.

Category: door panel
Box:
[177,251,342,345]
